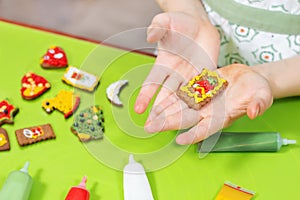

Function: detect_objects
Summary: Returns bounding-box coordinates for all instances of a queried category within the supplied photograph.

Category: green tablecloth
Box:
[0,21,300,200]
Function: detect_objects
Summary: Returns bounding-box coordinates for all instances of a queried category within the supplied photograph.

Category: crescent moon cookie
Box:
[40,46,68,69]
[42,90,80,119]
[62,66,100,92]
[177,68,228,110]
[0,128,10,151]
[21,72,51,100]
[106,80,128,106]
[15,124,56,146]
[71,105,105,142]
[0,100,19,126]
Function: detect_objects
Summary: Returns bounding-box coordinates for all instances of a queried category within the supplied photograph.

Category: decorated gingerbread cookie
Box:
[71,105,104,142]
[106,80,128,107]
[62,66,100,92]
[15,124,56,146]
[40,46,68,69]
[42,90,80,118]
[0,128,10,151]
[177,68,228,110]
[20,72,51,100]
[0,100,19,126]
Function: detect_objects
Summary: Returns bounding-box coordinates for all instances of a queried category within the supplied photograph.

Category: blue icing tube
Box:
[198,132,296,152]
[0,161,33,200]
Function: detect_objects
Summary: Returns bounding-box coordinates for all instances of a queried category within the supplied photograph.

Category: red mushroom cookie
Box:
[40,46,68,69]
[20,72,51,100]
[0,100,19,126]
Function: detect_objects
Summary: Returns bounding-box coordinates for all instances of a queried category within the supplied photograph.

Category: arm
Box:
[254,55,300,98]
[156,0,209,20]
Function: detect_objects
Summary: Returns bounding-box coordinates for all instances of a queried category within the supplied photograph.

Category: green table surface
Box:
[1,21,300,200]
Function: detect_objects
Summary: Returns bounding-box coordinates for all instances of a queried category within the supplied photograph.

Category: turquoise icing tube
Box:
[198,132,296,152]
[0,161,33,200]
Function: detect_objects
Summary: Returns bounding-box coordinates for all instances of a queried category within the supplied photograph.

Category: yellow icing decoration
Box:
[0,134,7,147]
[180,68,227,103]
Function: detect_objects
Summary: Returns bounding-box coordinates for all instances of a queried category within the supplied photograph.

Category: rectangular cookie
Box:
[62,66,100,92]
[177,68,228,110]
[15,124,56,146]
[0,128,10,151]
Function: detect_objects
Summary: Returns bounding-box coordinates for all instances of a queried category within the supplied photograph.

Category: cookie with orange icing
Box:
[42,90,80,118]
[21,72,51,100]
[0,100,19,126]
[177,68,228,110]
[40,46,68,69]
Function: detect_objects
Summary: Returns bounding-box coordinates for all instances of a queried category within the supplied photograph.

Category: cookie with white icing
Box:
[62,66,100,92]
[106,80,128,106]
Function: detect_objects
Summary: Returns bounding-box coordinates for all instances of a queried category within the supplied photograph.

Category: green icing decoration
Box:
[72,105,104,140]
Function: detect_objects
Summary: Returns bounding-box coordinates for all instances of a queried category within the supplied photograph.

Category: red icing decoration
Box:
[20,72,51,100]
[0,100,17,123]
[40,46,68,68]
[194,80,214,93]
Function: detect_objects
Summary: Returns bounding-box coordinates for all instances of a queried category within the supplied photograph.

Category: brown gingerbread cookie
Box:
[71,105,104,142]
[0,100,19,126]
[15,124,56,146]
[0,128,10,151]
[177,68,228,110]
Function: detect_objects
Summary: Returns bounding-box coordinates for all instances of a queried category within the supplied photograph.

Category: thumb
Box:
[247,99,265,119]
[147,13,170,43]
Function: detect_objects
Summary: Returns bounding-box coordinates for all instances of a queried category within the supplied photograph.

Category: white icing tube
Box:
[123,155,154,200]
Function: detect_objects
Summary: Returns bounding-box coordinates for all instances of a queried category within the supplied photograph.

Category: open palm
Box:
[134,11,220,114]
[144,64,274,145]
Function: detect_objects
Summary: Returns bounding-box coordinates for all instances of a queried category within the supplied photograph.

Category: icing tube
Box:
[65,176,90,200]
[0,161,33,200]
[123,154,154,200]
[198,132,296,152]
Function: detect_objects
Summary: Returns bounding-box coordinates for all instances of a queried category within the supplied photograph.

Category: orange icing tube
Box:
[215,181,255,200]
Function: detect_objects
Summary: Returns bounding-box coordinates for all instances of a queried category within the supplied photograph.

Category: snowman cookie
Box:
[40,46,68,69]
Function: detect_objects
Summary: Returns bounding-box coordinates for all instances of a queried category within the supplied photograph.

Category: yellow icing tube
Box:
[215,181,255,200]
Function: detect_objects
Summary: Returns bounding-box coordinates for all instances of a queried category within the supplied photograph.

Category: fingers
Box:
[134,64,169,114]
[145,107,201,133]
[147,13,170,43]
[247,96,273,119]
[176,115,225,145]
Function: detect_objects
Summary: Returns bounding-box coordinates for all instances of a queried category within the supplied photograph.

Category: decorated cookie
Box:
[0,128,10,151]
[42,90,80,118]
[71,105,104,142]
[177,68,228,110]
[40,46,68,69]
[15,124,56,146]
[106,80,128,107]
[0,100,19,126]
[20,72,51,100]
[62,66,100,92]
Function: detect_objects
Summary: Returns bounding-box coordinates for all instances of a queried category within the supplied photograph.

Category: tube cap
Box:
[282,138,297,145]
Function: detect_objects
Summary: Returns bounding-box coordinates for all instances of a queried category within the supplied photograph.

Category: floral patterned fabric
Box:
[203,0,300,66]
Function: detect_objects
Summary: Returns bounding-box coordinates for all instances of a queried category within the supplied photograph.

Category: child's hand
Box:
[144,64,274,145]
[134,11,220,114]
